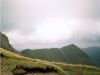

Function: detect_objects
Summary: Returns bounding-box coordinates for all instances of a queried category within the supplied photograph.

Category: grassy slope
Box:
[0,48,100,75]
[21,44,92,65]
[0,48,64,75]
[82,47,100,67]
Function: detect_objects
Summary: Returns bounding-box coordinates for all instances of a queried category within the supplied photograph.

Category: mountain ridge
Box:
[21,44,93,65]
[1,48,100,75]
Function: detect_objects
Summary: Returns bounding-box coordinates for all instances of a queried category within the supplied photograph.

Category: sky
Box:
[1,0,100,50]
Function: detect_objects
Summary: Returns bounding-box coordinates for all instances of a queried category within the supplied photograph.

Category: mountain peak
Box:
[62,44,77,49]
[0,32,19,53]
[69,44,77,47]
[21,44,93,65]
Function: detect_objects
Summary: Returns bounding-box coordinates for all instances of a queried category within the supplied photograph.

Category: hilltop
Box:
[1,48,100,75]
[0,32,100,75]
[21,44,93,65]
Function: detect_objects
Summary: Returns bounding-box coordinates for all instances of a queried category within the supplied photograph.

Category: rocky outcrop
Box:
[0,32,19,53]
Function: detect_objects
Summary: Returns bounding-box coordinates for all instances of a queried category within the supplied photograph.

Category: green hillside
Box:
[0,48,65,75]
[1,48,100,75]
[21,44,93,65]
[82,47,100,67]
[0,32,19,54]
[1,32,100,75]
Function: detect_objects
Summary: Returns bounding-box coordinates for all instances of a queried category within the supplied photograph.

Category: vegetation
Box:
[83,47,100,67]
[0,32,100,75]
[21,44,93,65]
[0,48,100,75]
[0,48,65,75]
[0,32,19,54]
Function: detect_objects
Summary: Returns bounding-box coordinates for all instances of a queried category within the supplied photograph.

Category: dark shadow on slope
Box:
[12,64,58,75]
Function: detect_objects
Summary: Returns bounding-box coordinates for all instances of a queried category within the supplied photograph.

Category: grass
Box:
[26,73,59,75]
[0,48,65,75]
[0,48,100,75]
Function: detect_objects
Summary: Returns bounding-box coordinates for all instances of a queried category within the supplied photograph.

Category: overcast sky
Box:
[1,0,100,50]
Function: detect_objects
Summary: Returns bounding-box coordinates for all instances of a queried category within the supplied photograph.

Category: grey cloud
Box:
[1,0,100,50]
[1,0,93,32]
[94,0,100,19]
[91,0,100,19]
[84,35,100,44]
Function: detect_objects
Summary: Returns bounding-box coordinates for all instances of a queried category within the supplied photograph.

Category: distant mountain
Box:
[82,47,100,67]
[0,32,19,53]
[21,44,93,65]
[1,48,100,75]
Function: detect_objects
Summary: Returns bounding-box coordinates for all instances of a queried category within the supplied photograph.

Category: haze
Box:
[1,0,100,50]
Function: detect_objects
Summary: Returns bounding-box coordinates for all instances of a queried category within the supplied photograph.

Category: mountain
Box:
[0,32,100,75]
[0,32,19,53]
[21,44,93,65]
[0,48,65,75]
[1,48,100,75]
[82,47,100,67]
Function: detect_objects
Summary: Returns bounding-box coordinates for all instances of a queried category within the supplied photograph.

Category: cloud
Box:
[91,0,100,19]
[1,0,100,50]
[1,0,91,31]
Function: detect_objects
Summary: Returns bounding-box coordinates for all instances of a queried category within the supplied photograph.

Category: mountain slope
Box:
[0,48,65,75]
[1,48,100,75]
[82,47,100,67]
[0,32,19,53]
[21,44,93,65]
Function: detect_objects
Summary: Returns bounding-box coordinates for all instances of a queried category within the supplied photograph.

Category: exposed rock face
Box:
[0,32,19,53]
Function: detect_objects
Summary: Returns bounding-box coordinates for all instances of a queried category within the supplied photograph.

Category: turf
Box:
[0,48,100,75]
